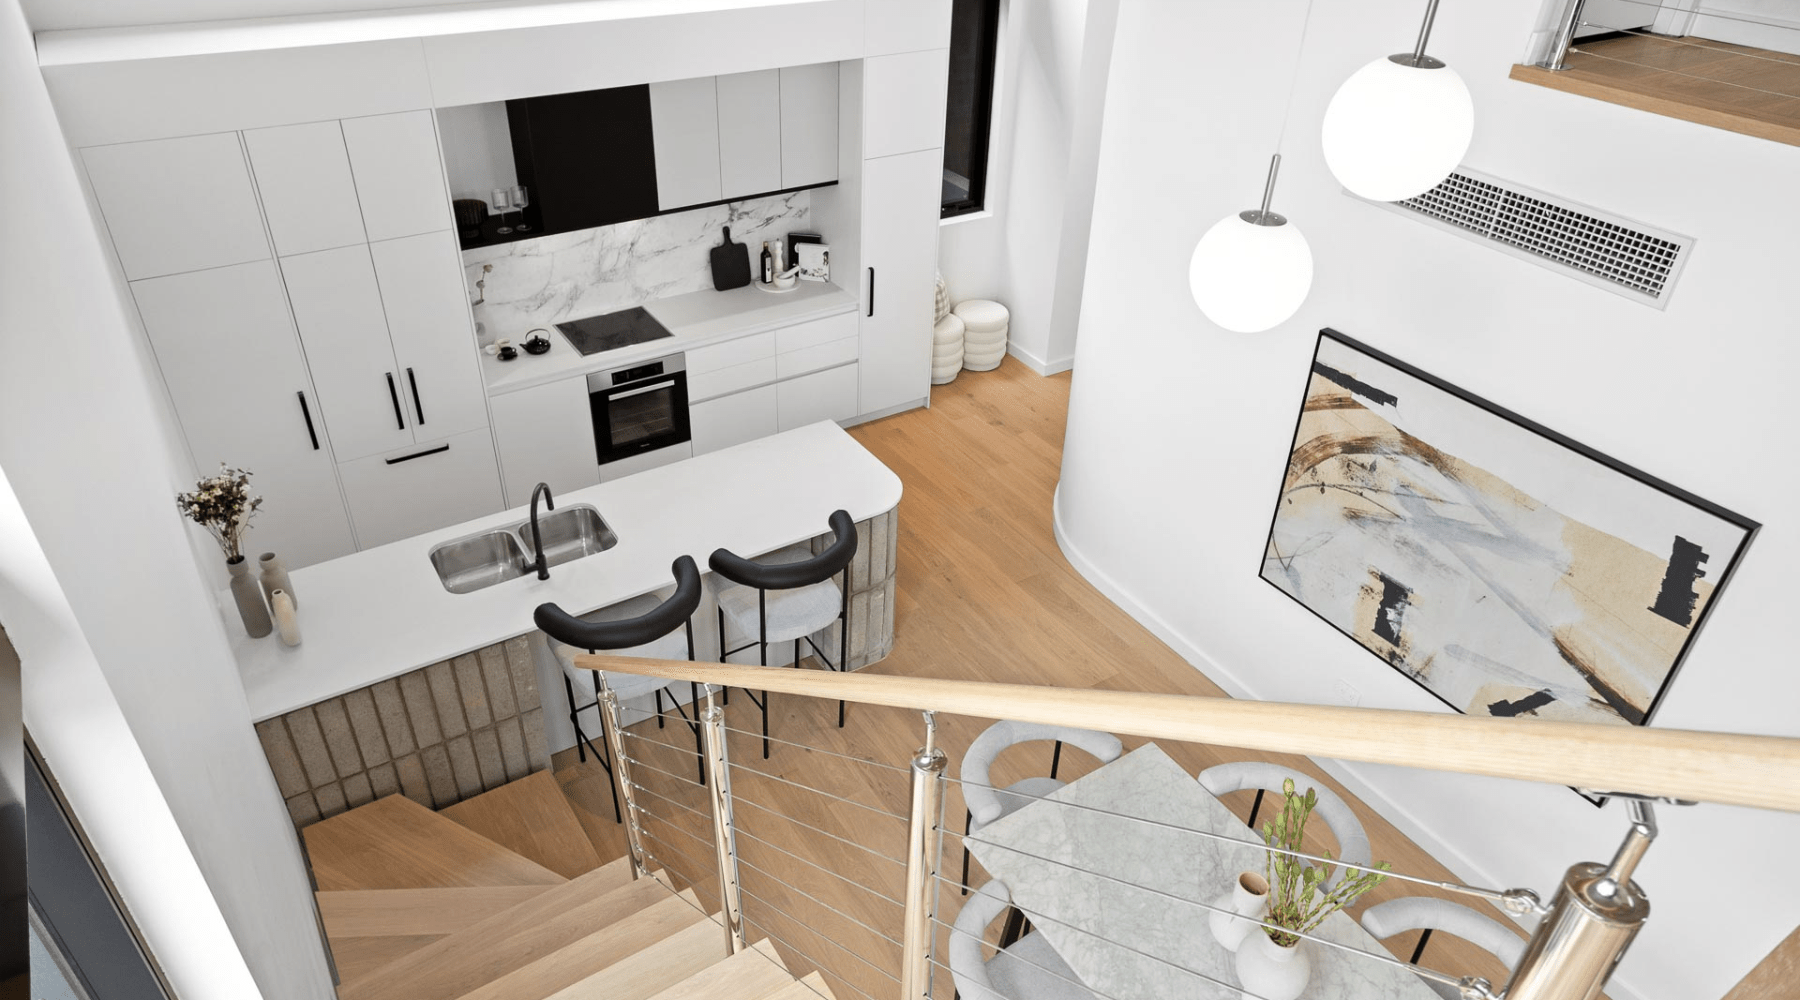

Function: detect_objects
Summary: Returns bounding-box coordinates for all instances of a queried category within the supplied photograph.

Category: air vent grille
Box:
[1377,168,1693,307]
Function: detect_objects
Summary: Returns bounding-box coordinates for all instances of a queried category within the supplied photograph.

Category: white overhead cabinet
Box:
[341,111,452,242]
[716,70,783,200]
[651,77,724,211]
[130,261,357,566]
[858,148,943,415]
[242,120,366,256]
[780,63,839,189]
[81,132,270,280]
[863,49,951,159]
[864,0,953,56]
[488,377,599,508]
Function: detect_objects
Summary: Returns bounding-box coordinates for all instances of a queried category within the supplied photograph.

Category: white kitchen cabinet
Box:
[691,383,778,456]
[863,50,950,160]
[716,70,782,200]
[651,77,724,211]
[489,377,599,508]
[280,245,413,462]
[341,111,451,242]
[864,0,953,56]
[367,232,490,443]
[82,132,270,281]
[338,428,505,548]
[859,149,943,415]
[778,363,859,431]
[780,63,839,189]
[243,121,366,256]
[130,261,356,567]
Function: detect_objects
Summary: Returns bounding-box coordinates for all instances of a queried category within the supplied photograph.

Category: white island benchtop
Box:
[235,421,901,723]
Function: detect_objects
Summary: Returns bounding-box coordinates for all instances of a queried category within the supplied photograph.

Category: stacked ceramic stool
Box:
[932,274,964,385]
[955,300,1009,372]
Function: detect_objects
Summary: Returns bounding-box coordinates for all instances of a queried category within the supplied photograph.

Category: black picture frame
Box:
[1259,329,1760,803]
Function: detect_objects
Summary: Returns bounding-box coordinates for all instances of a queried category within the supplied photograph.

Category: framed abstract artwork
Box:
[1261,329,1758,743]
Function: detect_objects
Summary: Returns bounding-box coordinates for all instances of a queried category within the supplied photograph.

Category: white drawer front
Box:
[777,338,858,380]
[689,356,779,402]
[775,312,858,354]
[691,384,778,456]
[777,363,860,432]
[339,427,504,548]
[687,331,776,375]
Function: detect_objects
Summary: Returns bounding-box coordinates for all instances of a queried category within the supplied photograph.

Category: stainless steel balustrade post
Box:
[899,713,946,1000]
[597,677,650,879]
[1540,0,1590,70]
[701,685,748,955]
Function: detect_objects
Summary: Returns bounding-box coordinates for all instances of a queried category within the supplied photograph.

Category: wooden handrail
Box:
[575,655,1800,813]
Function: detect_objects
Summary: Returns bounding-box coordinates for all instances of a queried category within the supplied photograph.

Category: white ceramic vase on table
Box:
[1234,928,1311,1000]
[1208,871,1270,952]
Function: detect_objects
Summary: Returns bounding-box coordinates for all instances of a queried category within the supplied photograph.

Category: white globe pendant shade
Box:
[1321,55,1473,202]
[1188,213,1313,334]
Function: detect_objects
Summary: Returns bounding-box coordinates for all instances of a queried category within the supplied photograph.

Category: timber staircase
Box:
[303,771,832,1000]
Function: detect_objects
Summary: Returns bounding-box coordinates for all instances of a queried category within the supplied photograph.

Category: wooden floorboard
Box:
[552,358,1536,1000]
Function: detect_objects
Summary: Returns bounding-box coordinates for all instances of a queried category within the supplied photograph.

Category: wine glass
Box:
[491,187,513,236]
[510,185,532,233]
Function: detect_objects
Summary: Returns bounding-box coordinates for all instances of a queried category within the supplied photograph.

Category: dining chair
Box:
[1195,761,1372,891]
[950,878,1101,1000]
[534,555,706,821]
[710,509,858,759]
[1359,897,1526,1000]
[960,721,1124,893]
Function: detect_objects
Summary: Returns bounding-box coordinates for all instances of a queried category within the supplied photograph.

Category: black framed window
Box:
[942,0,1001,218]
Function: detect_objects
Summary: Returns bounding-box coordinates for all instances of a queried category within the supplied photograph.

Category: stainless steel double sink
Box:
[428,504,619,594]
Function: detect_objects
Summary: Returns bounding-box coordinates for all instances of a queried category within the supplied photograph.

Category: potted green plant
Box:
[1236,777,1391,1000]
[176,464,269,637]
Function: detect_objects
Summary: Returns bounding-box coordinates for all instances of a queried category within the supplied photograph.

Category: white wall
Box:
[937,0,1117,375]
[0,0,334,995]
[1057,3,1800,1000]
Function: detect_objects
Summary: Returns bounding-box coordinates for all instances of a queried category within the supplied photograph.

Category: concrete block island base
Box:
[239,422,903,825]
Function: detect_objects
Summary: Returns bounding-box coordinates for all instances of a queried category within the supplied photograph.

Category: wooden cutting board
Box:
[709,226,751,290]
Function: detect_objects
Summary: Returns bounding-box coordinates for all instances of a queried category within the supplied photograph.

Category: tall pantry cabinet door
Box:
[864,0,952,55]
[131,261,356,567]
[859,149,943,415]
[368,232,490,443]
[716,70,783,200]
[780,63,839,189]
[280,245,414,462]
[341,111,453,242]
[243,120,367,256]
[82,132,271,280]
[649,76,724,211]
[863,49,950,159]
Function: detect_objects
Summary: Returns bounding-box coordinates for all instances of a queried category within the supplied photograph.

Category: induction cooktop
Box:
[555,307,674,356]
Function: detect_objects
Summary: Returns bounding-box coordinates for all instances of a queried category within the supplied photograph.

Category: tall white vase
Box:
[1208,871,1270,953]
[1234,929,1311,1000]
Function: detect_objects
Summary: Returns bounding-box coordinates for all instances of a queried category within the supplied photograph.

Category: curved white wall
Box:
[1058,3,1800,999]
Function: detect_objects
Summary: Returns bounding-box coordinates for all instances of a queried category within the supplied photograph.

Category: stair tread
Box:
[640,938,793,1000]
[442,771,603,879]
[448,888,707,1000]
[304,794,565,892]
[330,933,446,988]
[510,901,724,1000]
[318,885,556,938]
[765,972,834,1000]
[340,868,682,1000]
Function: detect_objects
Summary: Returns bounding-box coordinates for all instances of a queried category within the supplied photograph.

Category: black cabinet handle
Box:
[386,372,405,429]
[867,267,875,317]
[407,367,425,425]
[385,444,449,465]
[296,391,320,450]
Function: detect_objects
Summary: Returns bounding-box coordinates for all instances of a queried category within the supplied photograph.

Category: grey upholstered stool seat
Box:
[549,591,693,702]
[1196,760,1372,892]
[960,721,1124,893]
[716,573,842,646]
[951,879,1100,1000]
[1360,897,1526,1000]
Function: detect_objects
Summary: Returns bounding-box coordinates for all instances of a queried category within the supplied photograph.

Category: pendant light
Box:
[1188,155,1313,334]
[1321,0,1472,202]
[1189,0,1315,334]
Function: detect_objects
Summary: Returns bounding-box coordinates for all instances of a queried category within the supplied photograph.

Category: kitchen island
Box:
[240,420,902,825]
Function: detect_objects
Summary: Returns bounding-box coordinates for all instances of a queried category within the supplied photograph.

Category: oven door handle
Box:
[607,379,677,401]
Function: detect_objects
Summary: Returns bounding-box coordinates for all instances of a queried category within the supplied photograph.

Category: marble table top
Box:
[965,743,1437,1000]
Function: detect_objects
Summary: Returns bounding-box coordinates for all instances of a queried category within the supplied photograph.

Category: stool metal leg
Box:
[960,808,973,894]
[564,675,586,763]
[838,566,849,728]
[654,688,664,729]
[759,589,770,760]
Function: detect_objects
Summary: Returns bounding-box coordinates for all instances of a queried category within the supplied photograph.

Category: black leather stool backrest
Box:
[708,509,857,590]
[534,555,703,651]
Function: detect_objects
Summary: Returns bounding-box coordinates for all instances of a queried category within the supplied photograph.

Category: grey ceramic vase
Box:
[228,555,273,638]
[258,551,296,609]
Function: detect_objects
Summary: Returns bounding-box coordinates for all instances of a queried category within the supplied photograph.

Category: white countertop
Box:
[481,281,857,396]
[234,421,902,722]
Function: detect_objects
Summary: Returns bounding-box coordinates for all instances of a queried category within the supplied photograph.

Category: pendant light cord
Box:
[1272,0,1318,158]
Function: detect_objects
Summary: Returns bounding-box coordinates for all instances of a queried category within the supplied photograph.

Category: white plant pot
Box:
[1234,928,1311,1000]
[1208,871,1269,953]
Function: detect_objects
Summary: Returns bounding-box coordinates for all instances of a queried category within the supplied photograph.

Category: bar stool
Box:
[709,509,858,759]
[534,555,705,822]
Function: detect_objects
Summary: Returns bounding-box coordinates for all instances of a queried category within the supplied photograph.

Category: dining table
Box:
[963,743,1442,1000]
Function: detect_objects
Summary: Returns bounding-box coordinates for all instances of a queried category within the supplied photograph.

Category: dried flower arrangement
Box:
[175,464,262,562]
[1260,777,1391,947]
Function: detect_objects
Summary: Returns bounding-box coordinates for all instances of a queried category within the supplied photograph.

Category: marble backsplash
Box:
[463,191,811,338]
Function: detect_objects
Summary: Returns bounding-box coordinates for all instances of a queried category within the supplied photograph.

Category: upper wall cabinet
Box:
[781,63,840,189]
[717,70,782,200]
[864,50,950,159]
[244,121,367,256]
[82,132,270,280]
[650,76,724,211]
[864,0,953,56]
[342,111,453,242]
